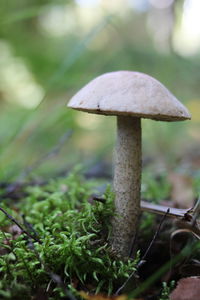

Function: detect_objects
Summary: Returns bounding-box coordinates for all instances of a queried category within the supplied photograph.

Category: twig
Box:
[0,207,41,244]
[171,228,200,241]
[169,227,200,277]
[22,214,40,239]
[142,198,200,238]
[114,208,169,295]
[141,200,192,219]
[141,208,170,261]
[92,197,195,220]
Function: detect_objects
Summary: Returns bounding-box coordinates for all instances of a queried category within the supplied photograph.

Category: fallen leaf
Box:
[80,291,143,300]
[170,277,200,300]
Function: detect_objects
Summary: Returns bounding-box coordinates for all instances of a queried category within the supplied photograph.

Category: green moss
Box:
[0,170,139,299]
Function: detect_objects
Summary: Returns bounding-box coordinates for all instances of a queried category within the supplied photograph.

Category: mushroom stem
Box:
[112,116,142,257]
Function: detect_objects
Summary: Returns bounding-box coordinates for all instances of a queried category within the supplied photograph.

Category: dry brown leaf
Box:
[168,172,194,209]
[170,277,200,300]
[79,291,143,300]
[80,292,126,300]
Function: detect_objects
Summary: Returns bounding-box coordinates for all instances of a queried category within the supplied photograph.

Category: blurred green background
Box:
[0,0,200,181]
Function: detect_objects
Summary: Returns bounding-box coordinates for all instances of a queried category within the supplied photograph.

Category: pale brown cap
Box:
[67,71,191,121]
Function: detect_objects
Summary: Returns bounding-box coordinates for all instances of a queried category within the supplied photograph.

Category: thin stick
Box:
[114,208,169,295]
[0,207,41,244]
[22,214,39,239]
[141,201,192,219]
[141,208,170,261]
[92,198,193,219]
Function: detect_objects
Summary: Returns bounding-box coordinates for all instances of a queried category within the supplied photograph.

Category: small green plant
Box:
[159,281,175,300]
[0,170,139,299]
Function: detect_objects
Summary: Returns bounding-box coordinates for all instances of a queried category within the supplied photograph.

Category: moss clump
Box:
[0,171,139,299]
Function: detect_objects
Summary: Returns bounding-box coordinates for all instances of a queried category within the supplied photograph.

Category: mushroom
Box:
[67,71,191,257]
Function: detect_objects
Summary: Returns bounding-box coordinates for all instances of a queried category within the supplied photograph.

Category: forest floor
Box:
[0,155,200,300]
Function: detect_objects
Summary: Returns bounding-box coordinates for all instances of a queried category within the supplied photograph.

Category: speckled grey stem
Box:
[112,116,142,257]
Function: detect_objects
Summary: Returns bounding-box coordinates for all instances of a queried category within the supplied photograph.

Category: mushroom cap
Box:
[67,71,191,121]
